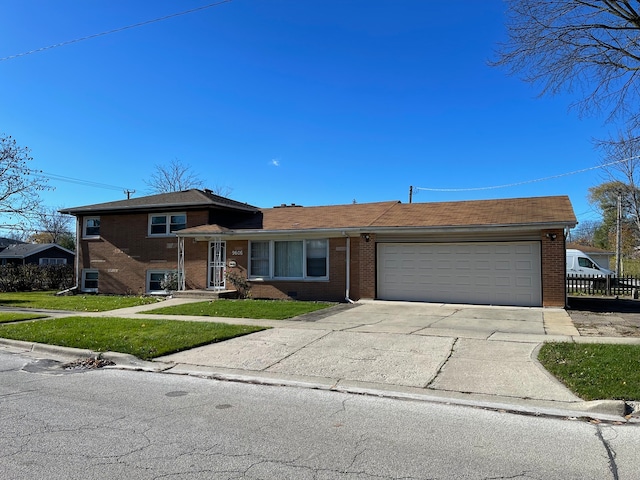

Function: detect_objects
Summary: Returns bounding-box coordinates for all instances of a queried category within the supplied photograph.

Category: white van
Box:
[566,249,614,276]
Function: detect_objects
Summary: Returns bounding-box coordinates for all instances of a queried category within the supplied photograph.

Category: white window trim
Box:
[146,269,177,294]
[81,269,99,293]
[83,216,100,239]
[248,239,329,281]
[148,212,187,237]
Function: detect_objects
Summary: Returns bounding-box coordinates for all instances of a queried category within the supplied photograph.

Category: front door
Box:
[208,240,226,290]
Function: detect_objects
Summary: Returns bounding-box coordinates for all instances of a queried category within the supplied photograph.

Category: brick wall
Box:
[358,233,376,299]
[541,229,566,307]
[77,210,567,307]
[184,239,208,290]
[78,211,208,295]
[349,235,361,300]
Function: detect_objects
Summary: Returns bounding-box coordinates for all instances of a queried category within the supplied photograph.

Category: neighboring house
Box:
[0,243,75,266]
[0,237,26,249]
[60,190,576,307]
[566,243,615,271]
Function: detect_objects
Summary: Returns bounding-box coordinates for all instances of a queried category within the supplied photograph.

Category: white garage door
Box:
[377,242,541,307]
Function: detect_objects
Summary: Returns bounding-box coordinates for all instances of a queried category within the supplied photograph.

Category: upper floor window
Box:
[83,217,100,238]
[149,213,186,236]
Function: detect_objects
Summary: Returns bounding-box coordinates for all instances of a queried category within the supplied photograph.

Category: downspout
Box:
[342,232,355,304]
[74,216,81,290]
[54,214,80,295]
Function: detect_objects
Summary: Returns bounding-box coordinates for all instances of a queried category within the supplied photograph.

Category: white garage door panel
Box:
[377,242,541,307]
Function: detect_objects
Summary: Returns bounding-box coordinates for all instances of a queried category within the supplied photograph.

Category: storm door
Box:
[208,240,226,290]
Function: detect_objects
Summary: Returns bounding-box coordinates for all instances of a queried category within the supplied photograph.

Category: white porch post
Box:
[177,237,186,291]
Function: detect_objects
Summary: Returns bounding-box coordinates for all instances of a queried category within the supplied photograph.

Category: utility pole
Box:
[409,186,413,204]
[616,193,622,275]
[124,189,136,199]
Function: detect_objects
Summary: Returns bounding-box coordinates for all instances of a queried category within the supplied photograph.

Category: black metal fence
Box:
[566,274,640,297]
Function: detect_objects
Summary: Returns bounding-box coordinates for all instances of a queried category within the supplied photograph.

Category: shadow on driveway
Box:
[568,296,640,313]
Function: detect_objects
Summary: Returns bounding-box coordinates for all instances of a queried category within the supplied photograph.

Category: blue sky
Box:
[1,0,614,228]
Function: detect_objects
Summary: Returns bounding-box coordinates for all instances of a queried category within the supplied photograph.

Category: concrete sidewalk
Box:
[2,299,639,422]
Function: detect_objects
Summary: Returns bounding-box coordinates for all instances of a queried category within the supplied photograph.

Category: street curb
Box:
[0,338,168,372]
[2,337,638,423]
[162,363,637,424]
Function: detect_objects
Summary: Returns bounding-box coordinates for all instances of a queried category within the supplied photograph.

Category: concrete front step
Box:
[172,289,237,300]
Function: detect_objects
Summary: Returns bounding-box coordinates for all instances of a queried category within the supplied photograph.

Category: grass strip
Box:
[0,291,159,312]
[538,342,640,401]
[0,312,48,323]
[145,299,334,320]
[0,316,266,360]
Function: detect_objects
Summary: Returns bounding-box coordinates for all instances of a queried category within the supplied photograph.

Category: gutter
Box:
[176,222,578,240]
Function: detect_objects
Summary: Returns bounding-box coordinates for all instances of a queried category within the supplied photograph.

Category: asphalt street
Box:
[2,351,638,480]
[1,299,639,421]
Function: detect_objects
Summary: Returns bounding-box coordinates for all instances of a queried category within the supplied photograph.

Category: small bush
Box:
[160,272,179,292]
[226,271,252,299]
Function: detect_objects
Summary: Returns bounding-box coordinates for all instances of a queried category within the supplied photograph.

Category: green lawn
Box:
[0,312,48,323]
[145,299,334,320]
[0,316,266,360]
[538,342,640,401]
[0,291,159,312]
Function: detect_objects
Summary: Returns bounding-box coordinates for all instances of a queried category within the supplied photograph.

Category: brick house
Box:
[61,190,577,307]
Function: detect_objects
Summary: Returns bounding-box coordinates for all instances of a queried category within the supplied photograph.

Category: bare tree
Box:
[208,183,233,198]
[0,134,51,229]
[493,1,640,129]
[145,158,205,194]
[568,219,602,246]
[28,207,75,250]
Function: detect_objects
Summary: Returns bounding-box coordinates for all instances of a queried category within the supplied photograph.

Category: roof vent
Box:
[274,203,303,208]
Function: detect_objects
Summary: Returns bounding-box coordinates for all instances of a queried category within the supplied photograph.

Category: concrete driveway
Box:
[158,301,581,404]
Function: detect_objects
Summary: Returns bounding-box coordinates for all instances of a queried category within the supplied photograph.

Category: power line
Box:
[0,0,233,62]
[33,170,134,192]
[414,156,640,193]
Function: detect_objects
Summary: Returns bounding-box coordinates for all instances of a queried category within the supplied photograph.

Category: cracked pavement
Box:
[158,301,582,404]
[2,351,640,479]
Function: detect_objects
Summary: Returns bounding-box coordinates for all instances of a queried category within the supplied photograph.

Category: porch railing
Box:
[567,274,640,297]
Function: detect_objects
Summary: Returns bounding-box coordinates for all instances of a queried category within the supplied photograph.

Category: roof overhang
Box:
[59,202,257,216]
[176,222,576,241]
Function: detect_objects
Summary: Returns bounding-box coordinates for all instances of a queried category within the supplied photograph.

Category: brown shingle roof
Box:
[261,201,400,230]
[60,189,258,214]
[373,196,576,228]
[178,195,576,235]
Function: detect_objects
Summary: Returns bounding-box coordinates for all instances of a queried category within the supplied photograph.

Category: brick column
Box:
[359,233,376,299]
[541,229,566,307]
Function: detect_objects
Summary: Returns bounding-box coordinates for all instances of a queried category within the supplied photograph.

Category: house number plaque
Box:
[232,250,243,256]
